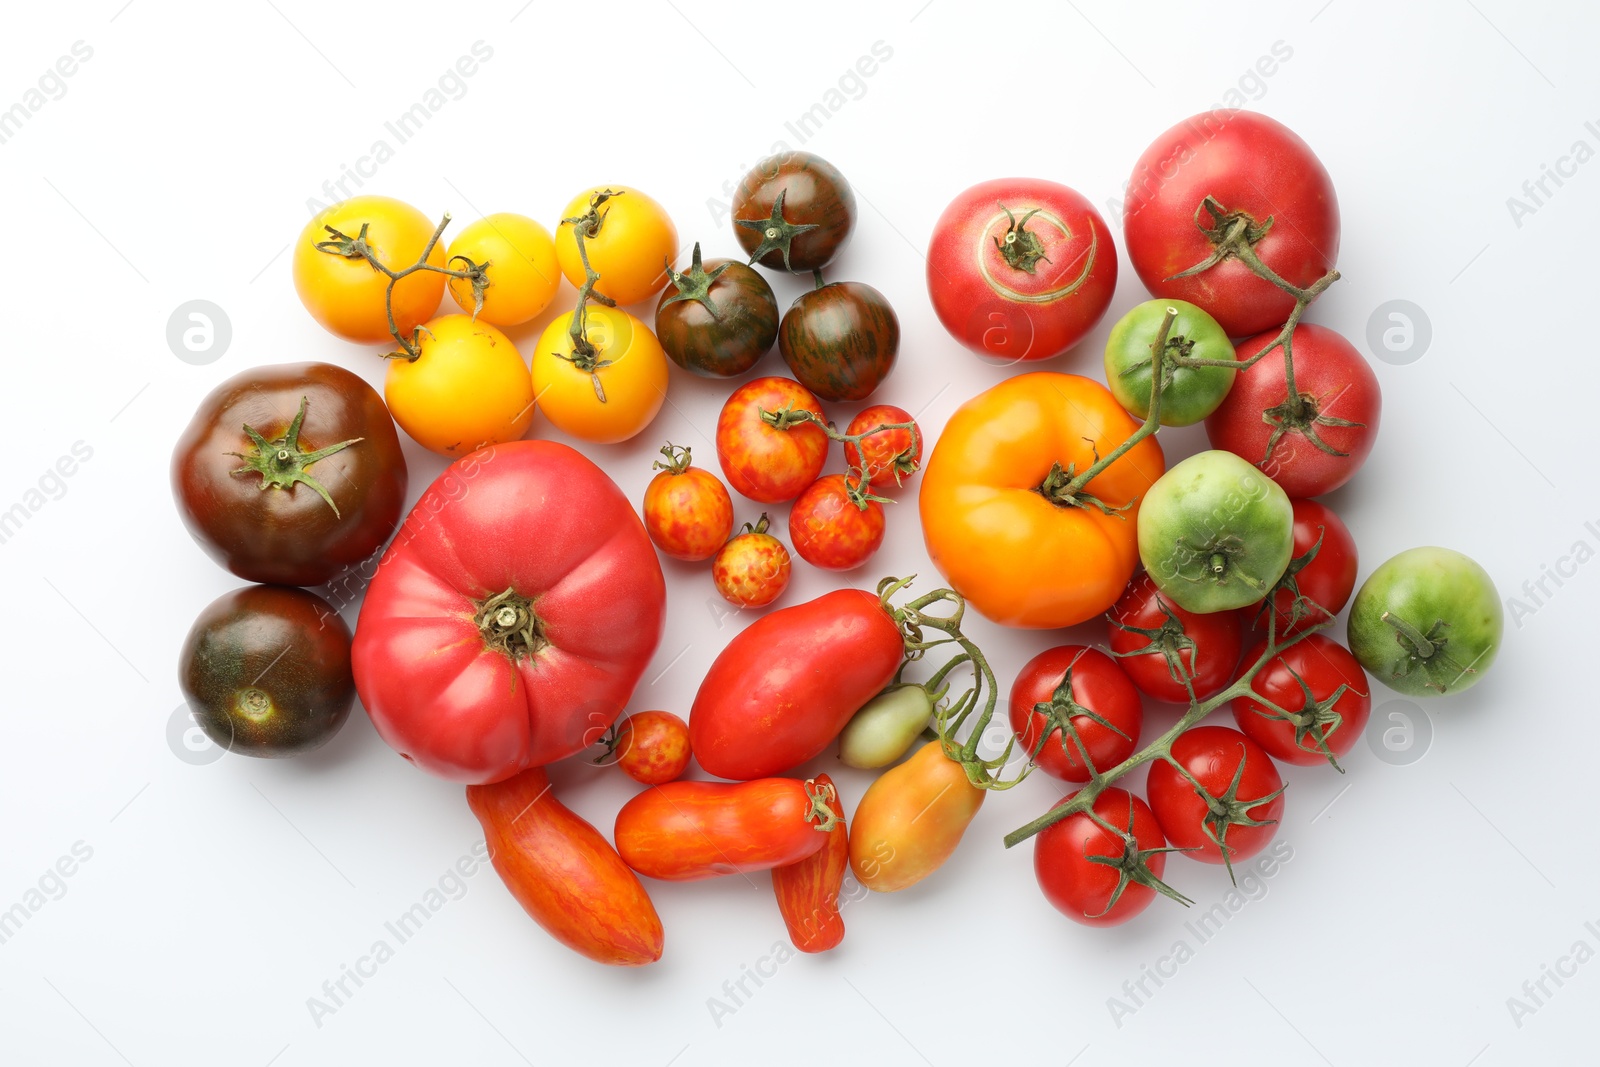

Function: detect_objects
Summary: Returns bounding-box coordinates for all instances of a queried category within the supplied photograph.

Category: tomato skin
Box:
[926,178,1117,363]
[293,195,446,343]
[1034,788,1169,926]
[715,376,829,503]
[172,362,407,587]
[1124,111,1339,337]
[778,282,899,403]
[654,257,778,378]
[1233,634,1372,765]
[788,475,885,572]
[918,372,1166,628]
[733,152,856,272]
[843,405,921,492]
[711,525,792,608]
[642,461,734,562]
[1107,572,1244,703]
[1346,547,1502,697]
[690,588,904,780]
[615,778,831,881]
[352,441,666,783]
[772,773,849,953]
[1255,498,1358,635]
[467,767,663,966]
[532,307,669,445]
[615,711,691,786]
[1008,646,1142,782]
[1206,324,1381,498]
[555,186,677,306]
[445,213,560,326]
[1147,726,1284,865]
[385,315,535,457]
[850,741,984,892]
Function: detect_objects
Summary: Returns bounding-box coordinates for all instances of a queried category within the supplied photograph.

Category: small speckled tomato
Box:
[614,711,692,785]
[712,515,792,609]
[843,405,921,492]
[716,376,829,503]
[641,444,734,562]
[789,475,886,572]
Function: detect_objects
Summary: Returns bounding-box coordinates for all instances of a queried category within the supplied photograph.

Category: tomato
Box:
[385,314,535,457]
[690,588,905,780]
[172,362,407,587]
[1033,787,1181,926]
[641,444,734,562]
[1138,450,1294,614]
[352,441,666,782]
[1347,547,1502,697]
[1233,634,1372,767]
[468,767,663,965]
[715,376,829,503]
[1123,110,1339,337]
[732,152,855,272]
[613,710,691,786]
[1206,324,1380,498]
[843,405,921,492]
[615,778,836,881]
[178,585,353,757]
[918,372,1166,628]
[1108,572,1244,703]
[837,684,935,769]
[788,475,885,572]
[711,516,792,609]
[1254,498,1358,635]
[555,186,677,306]
[778,281,899,403]
[926,178,1117,364]
[1104,299,1235,426]
[1008,646,1142,782]
[532,306,669,444]
[849,741,984,892]
[654,243,778,377]
[1147,726,1284,870]
[772,773,849,953]
[293,195,446,344]
[445,212,561,326]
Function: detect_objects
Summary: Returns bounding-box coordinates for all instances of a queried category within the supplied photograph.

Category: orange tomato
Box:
[848,741,984,893]
[293,195,446,343]
[555,186,678,306]
[532,307,668,444]
[641,445,734,562]
[445,212,561,326]
[384,314,534,456]
[918,372,1165,629]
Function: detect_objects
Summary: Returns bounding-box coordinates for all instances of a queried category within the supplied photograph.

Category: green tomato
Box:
[1138,449,1293,613]
[838,684,934,769]
[1104,299,1235,427]
[1347,547,1502,697]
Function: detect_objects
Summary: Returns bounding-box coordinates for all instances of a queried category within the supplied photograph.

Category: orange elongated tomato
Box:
[467,767,663,967]
[849,741,984,893]
[615,778,836,882]
[918,372,1165,628]
[771,773,849,953]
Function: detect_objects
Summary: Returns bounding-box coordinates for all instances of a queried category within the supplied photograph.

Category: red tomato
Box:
[788,475,885,572]
[1034,788,1181,927]
[690,588,905,780]
[711,516,792,608]
[1147,726,1284,869]
[1254,498,1358,635]
[351,442,666,783]
[772,773,849,953]
[641,445,734,562]
[1233,634,1372,767]
[716,376,829,503]
[927,178,1117,363]
[1123,110,1339,337]
[843,405,921,492]
[1008,646,1142,782]
[1107,572,1244,703]
[1206,324,1380,498]
[615,778,837,881]
[614,711,691,786]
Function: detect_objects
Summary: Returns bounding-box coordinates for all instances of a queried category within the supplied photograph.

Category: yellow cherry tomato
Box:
[555,186,678,306]
[445,213,561,326]
[532,306,668,444]
[293,195,446,344]
[385,314,534,456]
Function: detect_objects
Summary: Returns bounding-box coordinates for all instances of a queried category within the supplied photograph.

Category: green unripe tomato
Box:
[1104,299,1236,427]
[838,684,934,769]
[1347,547,1502,697]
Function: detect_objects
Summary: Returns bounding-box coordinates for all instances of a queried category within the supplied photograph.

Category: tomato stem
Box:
[652,442,693,476]
[556,190,624,401]
[761,407,923,501]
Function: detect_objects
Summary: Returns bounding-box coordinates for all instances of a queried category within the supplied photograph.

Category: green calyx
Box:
[993,205,1051,274]
[659,242,729,319]
[1031,664,1129,777]
[735,188,818,272]
[1084,801,1194,918]
[227,396,361,518]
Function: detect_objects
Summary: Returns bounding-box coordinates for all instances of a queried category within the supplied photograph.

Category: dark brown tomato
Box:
[779,282,899,403]
[654,244,778,378]
[172,362,407,587]
[733,152,856,272]
[178,584,355,757]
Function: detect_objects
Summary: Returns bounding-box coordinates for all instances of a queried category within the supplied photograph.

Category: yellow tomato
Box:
[385,315,534,456]
[532,307,668,444]
[445,213,561,326]
[293,195,446,344]
[555,186,678,306]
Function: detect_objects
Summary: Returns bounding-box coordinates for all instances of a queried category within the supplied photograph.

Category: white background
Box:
[1,1,1595,1064]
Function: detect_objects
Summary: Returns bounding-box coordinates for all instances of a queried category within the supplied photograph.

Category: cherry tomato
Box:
[1233,634,1372,767]
[1147,726,1285,869]
[384,314,534,456]
[532,306,669,444]
[615,778,837,881]
[1033,788,1180,927]
[613,710,691,786]
[1008,646,1142,783]
[1254,498,1358,635]
[654,243,778,377]
[843,405,921,492]
[641,444,734,562]
[715,376,829,503]
[850,741,984,893]
[445,212,561,327]
[293,195,446,344]
[772,773,849,953]
[778,281,899,403]
[1107,572,1244,703]
[711,515,792,609]
[788,475,885,572]
[732,152,855,272]
[555,186,677,306]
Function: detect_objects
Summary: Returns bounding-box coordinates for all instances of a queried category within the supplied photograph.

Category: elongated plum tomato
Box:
[293,195,446,343]
[533,306,668,444]
[555,186,677,306]
[788,474,885,572]
[1033,787,1172,927]
[918,372,1165,628]
[838,684,935,770]
[771,773,849,953]
[1107,572,1244,703]
[445,212,560,326]
[926,178,1117,363]
[1008,646,1142,783]
[690,588,905,780]
[641,445,734,562]
[385,314,535,457]
[613,710,691,786]
[843,405,921,492]
[1146,726,1284,867]
[716,376,829,503]
[614,778,836,881]
[850,741,984,893]
[711,516,792,609]
[1124,110,1339,337]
